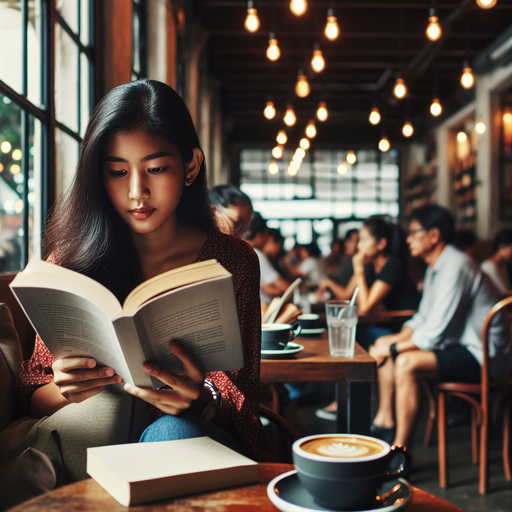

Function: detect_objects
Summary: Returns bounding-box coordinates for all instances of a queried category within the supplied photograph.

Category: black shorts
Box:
[432,345,481,383]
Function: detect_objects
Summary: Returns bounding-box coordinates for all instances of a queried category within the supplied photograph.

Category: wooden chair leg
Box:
[503,396,511,481]
[471,407,478,465]
[423,381,436,447]
[438,391,448,488]
[479,409,489,494]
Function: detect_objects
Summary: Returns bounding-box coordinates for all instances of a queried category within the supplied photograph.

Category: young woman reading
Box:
[16,79,275,464]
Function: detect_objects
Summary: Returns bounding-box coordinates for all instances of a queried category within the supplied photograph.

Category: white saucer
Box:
[266,470,413,512]
[300,327,327,337]
[261,343,304,359]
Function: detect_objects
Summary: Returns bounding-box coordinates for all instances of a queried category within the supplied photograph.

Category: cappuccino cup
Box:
[261,323,302,351]
[296,313,321,330]
[293,434,410,510]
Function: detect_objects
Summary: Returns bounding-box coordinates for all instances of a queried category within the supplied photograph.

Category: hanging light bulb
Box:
[346,150,356,165]
[264,101,276,119]
[284,105,297,126]
[288,160,300,175]
[475,121,486,134]
[1,141,11,153]
[300,138,310,150]
[476,0,497,8]
[426,9,442,41]
[369,106,381,125]
[430,98,442,116]
[311,48,325,73]
[402,121,414,137]
[272,145,284,159]
[324,9,340,40]
[393,78,407,99]
[266,34,280,61]
[276,130,287,145]
[295,71,310,98]
[317,101,328,121]
[290,0,307,16]
[457,131,467,143]
[461,64,474,89]
[244,1,260,32]
[378,136,390,152]
[269,161,279,174]
[337,163,348,175]
[306,120,317,138]
[295,148,306,160]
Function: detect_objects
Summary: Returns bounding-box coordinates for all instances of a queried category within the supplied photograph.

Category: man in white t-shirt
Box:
[245,213,291,304]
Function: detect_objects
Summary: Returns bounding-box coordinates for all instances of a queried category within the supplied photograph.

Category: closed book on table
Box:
[86,436,258,506]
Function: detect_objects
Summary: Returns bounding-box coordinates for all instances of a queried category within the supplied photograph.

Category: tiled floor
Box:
[267,385,512,512]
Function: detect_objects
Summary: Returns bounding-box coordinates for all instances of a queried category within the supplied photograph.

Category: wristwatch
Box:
[389,343,399,361]
[200,380,223,422]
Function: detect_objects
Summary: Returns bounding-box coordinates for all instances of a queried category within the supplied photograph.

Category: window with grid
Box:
[0,0,94,274]
[239,148,400,252]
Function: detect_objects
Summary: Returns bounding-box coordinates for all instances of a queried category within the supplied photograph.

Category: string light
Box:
[269,161,279,174]
[504,113,512,124]
[12,149,22,160]
[277,130,287,144]
[295,148,306,160]
[288,160,300,175]
[461,65,474,89]
[369,107,381,125]
[402,121,414,137]
[272,145,284,159]
[295,72,310,98]
[457,132,467,143]
[378,136,390,152]
[264,101,276,119]
[266,34,280,61]
[306,120,317,138]
[311,48,325,73]
[0,163,3,173]
[290,0,307,16]
[393,78,407,99]
[244,1,260,32]
[300,138,310,150]
[324,9,340,40]
[426,10,442,41]
[10,164,21,174]
[1,141,11,153]
[337,163,348,175]
[346,150,356,164]
[430,98,442,116]
[475,121,486,134]
[476,0,497,8]
[317,101,328,121]
[284,105,297,126]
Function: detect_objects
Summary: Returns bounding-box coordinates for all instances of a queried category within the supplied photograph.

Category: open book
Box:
[10,259,243,388]
[262,277,302,324]
[87,437,258,506]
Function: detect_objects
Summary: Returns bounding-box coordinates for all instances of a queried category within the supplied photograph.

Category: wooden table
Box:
[9,463,466,512]
[260,333,376,434]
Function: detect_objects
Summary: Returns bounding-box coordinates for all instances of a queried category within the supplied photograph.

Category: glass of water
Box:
[325,301,358,357]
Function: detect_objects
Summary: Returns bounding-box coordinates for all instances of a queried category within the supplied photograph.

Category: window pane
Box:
[0,93,22,272]
[56,0,78,35]
[80,0,91,46]
[80,53,91,136]
[0,1,23,94]
[28,116,43,261]
[27,0,43,106]
[55,128,79,199]
[55,24,79,132]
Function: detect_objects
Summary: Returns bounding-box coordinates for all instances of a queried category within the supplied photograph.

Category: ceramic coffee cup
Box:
[292,433,410,510]
[296,313,320,330]
[261,323,302,351]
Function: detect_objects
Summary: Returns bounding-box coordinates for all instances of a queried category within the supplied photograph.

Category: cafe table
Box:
[8,463,466,512]
[260,332,376,434]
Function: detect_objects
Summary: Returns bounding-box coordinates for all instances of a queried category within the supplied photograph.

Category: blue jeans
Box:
[139,413,248,457]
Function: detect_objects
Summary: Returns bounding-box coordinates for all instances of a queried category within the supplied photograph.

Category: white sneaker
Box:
[315,408,337,421]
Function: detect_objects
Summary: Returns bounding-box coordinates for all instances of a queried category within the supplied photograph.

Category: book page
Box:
[13,288,133,383]
[118,275,244,377]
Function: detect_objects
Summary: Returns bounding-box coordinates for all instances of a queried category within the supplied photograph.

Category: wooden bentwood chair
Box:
[437,296,512,494]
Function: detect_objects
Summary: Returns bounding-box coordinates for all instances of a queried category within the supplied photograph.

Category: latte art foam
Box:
[300,436,384,458]
[317,442,369,457]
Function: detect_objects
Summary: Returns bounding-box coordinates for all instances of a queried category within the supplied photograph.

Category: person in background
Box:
[329,229,359,286]
[262,228,286,276]
[369,205,510,449]
[325,238,343,276]
[453,229,477,257]
[211,185,253,239]
[481,229,512,295]
[285,242,326,288]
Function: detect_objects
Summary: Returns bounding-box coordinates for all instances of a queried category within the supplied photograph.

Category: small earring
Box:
[186,178,193,184]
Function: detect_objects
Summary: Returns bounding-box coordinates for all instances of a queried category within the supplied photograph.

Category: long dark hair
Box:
[363,217,393,256]
[43,79,217,301]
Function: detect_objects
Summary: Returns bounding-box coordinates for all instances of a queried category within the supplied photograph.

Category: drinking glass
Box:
[325,301,358,357]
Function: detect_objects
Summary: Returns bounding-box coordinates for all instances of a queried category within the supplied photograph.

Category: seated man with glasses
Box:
[369,204,511,449]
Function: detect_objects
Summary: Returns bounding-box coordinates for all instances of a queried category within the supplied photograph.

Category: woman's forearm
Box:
[31,382,70,418]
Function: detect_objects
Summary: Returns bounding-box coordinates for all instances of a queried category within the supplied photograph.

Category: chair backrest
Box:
[0,274,36,360]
